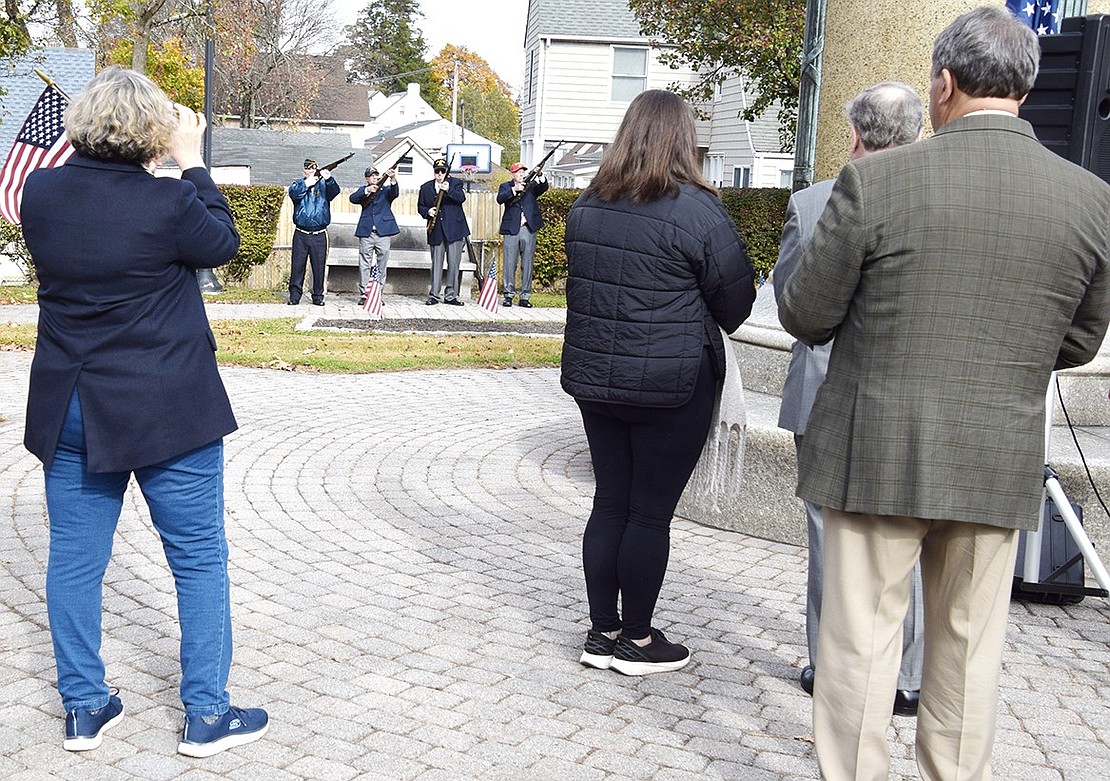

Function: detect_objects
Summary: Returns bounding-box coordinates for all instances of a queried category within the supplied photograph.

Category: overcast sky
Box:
[330,0,529,93]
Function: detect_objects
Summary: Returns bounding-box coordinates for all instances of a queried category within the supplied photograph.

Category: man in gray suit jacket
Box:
[780,7,1110,780]
[773,82,925,715]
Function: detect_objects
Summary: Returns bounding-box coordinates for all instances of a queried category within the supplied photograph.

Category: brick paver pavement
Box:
[1,325,1109,779]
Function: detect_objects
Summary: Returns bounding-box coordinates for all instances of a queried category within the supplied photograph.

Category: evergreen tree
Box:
[343,0,436,100]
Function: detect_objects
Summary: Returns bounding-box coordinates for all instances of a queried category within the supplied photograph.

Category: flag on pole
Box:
[476,256,500,314]
[1006,0,1061,35]
[0,82,74,225]
[361,265,384,318]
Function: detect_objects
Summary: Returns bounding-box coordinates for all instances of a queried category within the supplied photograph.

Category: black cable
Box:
[1055,375,1110,522]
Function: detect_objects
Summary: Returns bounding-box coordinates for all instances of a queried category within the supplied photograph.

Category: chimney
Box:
[407,83,420,99]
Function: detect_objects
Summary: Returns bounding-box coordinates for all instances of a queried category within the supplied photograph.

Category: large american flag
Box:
[1007,0,1061,35]
[0,83,74,225]
[361,264,384,318]
[475,254,500,314]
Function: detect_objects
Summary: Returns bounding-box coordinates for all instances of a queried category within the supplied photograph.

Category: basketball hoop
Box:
[460,164,478,177]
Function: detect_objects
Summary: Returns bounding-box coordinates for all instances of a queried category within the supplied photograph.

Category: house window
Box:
[779,169,793,188]
[611,47,647,102]
[398,156,413,175]
[734,167,751,188]
[320,126,335,134]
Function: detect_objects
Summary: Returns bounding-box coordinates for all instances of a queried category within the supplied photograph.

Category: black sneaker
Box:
[579,630,617,670]
[502,297,513,307]
[519,299,534,308]
[63,691,124,751]
[609,628,690,676]
[178,705,269,758]
[426,296,440,305]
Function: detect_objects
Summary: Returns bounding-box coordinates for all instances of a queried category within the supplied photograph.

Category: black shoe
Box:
[893,689,919,717]
[502,297,513,307]
[357,296,367,306]
[800,665,815,696]
[519,299,534,308]
[609,628,690,675]
[426,296,440,305]
[445,298,464,306]
[312,299,324,306]
[579,630,617,670]
[287,298,299,306]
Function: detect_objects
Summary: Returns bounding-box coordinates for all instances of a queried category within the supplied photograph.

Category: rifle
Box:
[505,142,563,206]
[426,153,459,237]
[360,141,413,204]
[315,151,355,173]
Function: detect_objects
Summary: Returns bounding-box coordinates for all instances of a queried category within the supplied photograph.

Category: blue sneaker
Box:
[178,705,269,758]
[63,693,124,751]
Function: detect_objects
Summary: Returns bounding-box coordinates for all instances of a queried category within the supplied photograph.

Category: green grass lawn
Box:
[0,318,563,372]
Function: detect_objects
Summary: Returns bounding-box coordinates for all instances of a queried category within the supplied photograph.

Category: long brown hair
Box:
[586,89,716,204]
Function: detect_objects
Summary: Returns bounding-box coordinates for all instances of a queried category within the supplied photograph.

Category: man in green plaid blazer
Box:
[779,7,1110,780]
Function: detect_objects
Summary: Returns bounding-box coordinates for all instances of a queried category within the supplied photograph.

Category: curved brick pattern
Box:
[1,350,1109,780]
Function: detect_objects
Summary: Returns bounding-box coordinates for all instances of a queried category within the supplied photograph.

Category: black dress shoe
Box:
[426,296,440,305]
[518,299,534,308]
[445,298,464,306]
[800,665,815,696]
[502,297,512,307]
[312,300,324,306]
[287,298,299,305]
[893,689,919,716]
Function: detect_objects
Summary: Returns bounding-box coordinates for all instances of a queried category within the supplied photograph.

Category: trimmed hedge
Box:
[1,184,286,286]
[533,187,789,289]
[218,184,286,284]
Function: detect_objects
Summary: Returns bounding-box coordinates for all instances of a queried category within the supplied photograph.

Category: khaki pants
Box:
[813,508,1018,781]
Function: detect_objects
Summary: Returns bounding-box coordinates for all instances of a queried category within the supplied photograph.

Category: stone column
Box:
[816,2,1110,180]
[815,1,975,180]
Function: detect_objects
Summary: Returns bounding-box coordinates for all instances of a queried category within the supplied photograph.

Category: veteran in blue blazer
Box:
[20,67,268,758]
[497,162,549,307]
[417,157,470,305]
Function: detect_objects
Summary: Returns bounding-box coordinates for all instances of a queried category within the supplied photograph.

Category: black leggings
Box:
[576,347,718,639]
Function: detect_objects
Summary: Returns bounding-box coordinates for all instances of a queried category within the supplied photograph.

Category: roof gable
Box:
[526,0,645,44]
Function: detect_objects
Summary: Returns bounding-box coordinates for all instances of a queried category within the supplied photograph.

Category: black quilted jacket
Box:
[560,183,756,407]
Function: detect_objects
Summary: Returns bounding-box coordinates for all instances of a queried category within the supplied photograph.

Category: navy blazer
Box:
[349,182,400,237]
[21,155,241,473]
[417,177,469,245]
[497,177,549,235]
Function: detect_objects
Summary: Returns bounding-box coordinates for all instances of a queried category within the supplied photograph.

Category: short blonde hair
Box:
[65,66,176,165]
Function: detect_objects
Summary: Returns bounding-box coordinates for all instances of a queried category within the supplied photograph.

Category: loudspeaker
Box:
[1020,15,1110,183]
[1012,497,1086,605]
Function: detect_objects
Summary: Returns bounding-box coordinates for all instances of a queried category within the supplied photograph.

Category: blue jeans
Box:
[44,390,232,717]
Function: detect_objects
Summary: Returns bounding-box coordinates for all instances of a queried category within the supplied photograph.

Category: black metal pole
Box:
[196,0,223,293]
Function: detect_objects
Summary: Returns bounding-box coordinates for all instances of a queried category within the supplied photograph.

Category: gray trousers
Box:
[429,240,463,301]
[502,224,537,300]
[358,233,391,292]
[798,435,924,690]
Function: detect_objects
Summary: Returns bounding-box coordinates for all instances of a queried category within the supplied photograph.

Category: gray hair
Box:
[846,82,923,152]
[931,5,1039,99]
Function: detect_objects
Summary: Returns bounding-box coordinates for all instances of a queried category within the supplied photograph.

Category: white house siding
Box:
[523,38,701,165]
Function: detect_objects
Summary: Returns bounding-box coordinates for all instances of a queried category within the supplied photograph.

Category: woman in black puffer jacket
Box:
[562,89,755,676]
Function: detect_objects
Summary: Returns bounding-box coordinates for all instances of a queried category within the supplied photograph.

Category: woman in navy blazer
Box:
[20,67,267,758]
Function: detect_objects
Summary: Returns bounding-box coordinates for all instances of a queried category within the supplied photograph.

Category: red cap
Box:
[509,162,527,173]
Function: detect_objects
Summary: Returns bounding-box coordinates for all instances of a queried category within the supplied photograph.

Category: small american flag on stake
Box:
[0,78,74,225]
[476,255,500,313]
[361,265,384,318]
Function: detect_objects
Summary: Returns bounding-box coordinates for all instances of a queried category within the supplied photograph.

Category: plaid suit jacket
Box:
[779,113,1110,529]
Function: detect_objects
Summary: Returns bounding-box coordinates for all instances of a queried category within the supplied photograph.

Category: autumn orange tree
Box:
[629,0,805,150]
[430,44,520,163]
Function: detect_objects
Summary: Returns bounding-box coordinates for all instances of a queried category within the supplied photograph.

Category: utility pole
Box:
[196,0,222,293]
